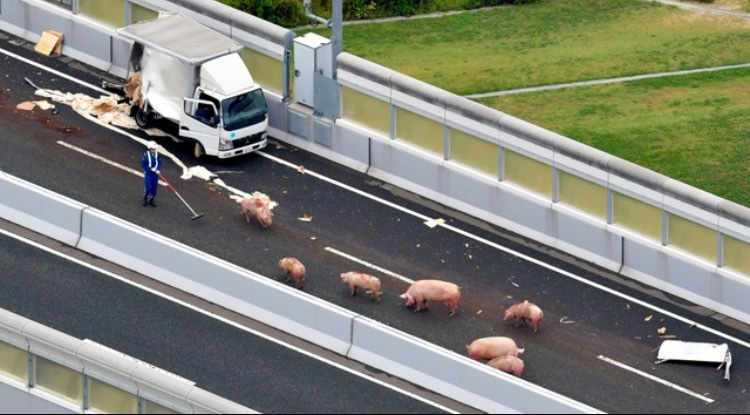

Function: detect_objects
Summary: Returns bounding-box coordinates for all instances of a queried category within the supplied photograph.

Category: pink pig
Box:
[486,355,525,377]
[504,300,544,334]
[399,279,461,317]
[465,336,524,361]
[278,257,306,289]
[340,271,382,302]
[241,191,273,228]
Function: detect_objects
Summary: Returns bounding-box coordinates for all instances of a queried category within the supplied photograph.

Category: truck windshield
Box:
[222,88,268,131]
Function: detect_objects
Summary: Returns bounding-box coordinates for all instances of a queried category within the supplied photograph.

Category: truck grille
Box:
[233,132,265,148]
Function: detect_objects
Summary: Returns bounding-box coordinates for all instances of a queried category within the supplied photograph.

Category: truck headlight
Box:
[219,139,233,151]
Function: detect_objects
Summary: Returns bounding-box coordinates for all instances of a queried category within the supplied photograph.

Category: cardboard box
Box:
[34,30,64,56]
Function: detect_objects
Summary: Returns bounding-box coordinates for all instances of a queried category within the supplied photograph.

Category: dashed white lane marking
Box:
[57,140,166,186]
[597,355,714,403]
[324,246,414,284]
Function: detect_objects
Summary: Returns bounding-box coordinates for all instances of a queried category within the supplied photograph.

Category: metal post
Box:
[331,0,342,79]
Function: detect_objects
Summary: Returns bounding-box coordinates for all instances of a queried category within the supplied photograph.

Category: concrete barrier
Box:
[75,208,356,356]
[0,172,85,247]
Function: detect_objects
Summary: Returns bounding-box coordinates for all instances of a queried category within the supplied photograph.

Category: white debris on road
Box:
[656,340,732,381]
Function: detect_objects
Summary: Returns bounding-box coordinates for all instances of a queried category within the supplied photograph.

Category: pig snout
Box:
[504,300,544,334]
[341,272,382,302]
[278,257,306,289]
[486,355,525,377]
[399,292,416,307]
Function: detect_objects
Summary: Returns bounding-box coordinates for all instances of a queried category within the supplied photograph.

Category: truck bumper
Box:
[217,138,267,159]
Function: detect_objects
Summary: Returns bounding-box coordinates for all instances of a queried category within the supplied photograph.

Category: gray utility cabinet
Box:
[293,32,332,108]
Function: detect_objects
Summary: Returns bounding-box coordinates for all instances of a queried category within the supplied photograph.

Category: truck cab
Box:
[119,13,268,159]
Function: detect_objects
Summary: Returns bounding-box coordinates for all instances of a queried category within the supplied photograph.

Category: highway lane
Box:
[0,220,468,414]
[1,31,749,413]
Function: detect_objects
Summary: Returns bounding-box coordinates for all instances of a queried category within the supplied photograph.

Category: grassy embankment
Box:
[302,0,750,207]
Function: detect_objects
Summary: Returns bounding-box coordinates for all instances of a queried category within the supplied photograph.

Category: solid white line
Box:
[0,227,458,414]
[257,151,435,221]
[257,150,750,351]
[0,46,112,95]
[597,355,714,403]
[324,246,415,284]
[56,140,166,186]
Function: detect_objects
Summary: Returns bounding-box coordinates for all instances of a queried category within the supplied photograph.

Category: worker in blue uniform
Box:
[141,140,162,207]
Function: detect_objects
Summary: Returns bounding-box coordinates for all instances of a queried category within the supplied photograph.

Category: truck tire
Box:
[193,142,205,159]
[135,109,150,128]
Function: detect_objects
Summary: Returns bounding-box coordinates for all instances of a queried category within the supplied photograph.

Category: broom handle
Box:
[158,172,200,216]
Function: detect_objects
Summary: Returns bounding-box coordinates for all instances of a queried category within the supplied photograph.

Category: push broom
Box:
[158,172,205,220]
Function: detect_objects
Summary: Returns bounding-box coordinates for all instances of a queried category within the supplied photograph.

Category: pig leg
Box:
[350,285,357,297]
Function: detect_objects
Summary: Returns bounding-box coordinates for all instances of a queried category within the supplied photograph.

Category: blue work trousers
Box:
[144,171,159,198]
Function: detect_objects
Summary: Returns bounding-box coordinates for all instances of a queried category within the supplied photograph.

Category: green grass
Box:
[300,0,750,207]
[481,68,750,205]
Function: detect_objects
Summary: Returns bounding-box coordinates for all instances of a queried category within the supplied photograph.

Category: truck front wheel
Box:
[135,109,150,128]
[193,142,205,159]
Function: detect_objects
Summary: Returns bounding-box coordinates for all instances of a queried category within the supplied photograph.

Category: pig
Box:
[399,279,461,317]
[340,271,382,302]
[241,191,273,228]
[504,300,544,334]
[486,355,525,377]
[465,336,524,361]
[278,257,306,289]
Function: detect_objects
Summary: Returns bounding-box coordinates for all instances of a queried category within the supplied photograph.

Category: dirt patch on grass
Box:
[665,5,750,28]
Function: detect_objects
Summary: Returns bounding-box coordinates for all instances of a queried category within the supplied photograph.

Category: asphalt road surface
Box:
[0,31,748,413]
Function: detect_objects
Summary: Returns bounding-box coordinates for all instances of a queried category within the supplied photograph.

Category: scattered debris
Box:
[476,310,482,315]
[659,335,677,339]
[34,30,63,56]
[655,340,731,380]
[310,236,316,240]
[298,214,313,222]
[16,101,36,111]
[657,327,667,335]
[560,316,575,324]
[297,165,306,174]
[511,282,519,287]
[35,100,55,110]
[644,315,653,322]
[424,217,445,228]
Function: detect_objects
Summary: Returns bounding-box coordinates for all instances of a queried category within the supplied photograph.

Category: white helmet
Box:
[147,141,158,150]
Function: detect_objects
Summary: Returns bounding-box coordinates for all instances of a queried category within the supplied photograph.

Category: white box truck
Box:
[117,13,268,159]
